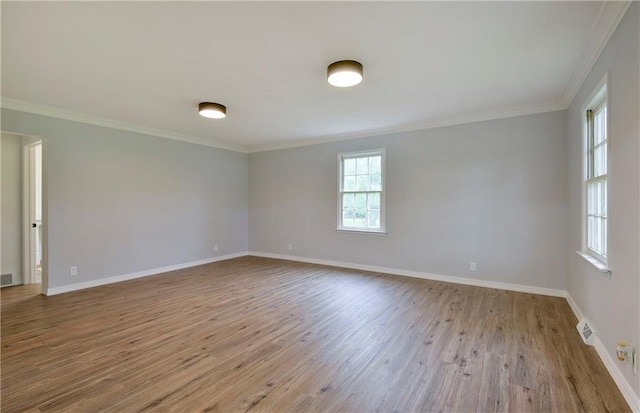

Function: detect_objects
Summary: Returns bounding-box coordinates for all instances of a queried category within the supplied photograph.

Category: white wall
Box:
[1,109,249,289]
[1,133,23,284]
[567,2,639,400]
[249,111,568,290]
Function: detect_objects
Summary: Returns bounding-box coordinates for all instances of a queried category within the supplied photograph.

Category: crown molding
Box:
[560,1,632,107]
[2,96,565,155]
[0,97,249,153]
[247,102,566,153]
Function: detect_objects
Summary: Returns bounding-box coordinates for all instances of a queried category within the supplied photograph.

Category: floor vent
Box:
[577,318,596,346]
[1,273,13,287]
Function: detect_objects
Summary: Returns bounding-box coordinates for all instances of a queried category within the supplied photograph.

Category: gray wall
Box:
[567,3,639,397]
[1,109,249,289]
[0,5,636,396]
[249,111,568,290]
[1,133,23,284]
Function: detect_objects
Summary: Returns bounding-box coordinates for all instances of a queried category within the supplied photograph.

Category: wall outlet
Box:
[214,244,219,252]
[70,266,78,276]
[288,244,293,251]
[470,262,477,272]
[617,342,638,375]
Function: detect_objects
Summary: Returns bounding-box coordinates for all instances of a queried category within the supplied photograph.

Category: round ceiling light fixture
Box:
[327,60,363,87]
[198,102,227,119]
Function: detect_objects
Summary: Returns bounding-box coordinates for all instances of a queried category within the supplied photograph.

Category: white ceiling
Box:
[0,2,629,152]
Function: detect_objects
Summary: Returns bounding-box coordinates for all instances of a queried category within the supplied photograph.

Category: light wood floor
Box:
[1,256,629,412]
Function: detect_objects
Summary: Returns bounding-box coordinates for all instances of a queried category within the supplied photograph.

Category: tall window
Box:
[584,90,608,263]
[338,149,385,233]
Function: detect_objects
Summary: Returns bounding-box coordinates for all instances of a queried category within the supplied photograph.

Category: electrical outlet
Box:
[616,340,637,375]
[470,262,477,272]
[70,266,77,276]
[288,244,293,251]
[214,244,219,252]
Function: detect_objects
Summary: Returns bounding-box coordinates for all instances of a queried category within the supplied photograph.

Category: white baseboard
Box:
[45,251,249,296]
[565,294,640,412]
[564,292,584,321]
[248,251,566,297]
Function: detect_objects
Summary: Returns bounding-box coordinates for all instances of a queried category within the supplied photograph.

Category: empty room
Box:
[1,1,639,412]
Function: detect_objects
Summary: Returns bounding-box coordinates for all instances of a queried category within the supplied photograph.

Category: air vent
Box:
[576,318,596,346]
[1,273,13,287]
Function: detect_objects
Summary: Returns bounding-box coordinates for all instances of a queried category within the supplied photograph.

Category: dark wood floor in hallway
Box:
[1,256,630,412]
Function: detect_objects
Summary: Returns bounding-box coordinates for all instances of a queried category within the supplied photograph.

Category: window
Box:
[338,149,385,233]
[583,85,608,265]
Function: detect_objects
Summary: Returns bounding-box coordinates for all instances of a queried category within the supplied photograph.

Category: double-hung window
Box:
[338,149,385,233]
[583,85,608,266]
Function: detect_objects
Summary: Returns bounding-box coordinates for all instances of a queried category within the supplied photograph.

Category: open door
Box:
[23,141,42,286]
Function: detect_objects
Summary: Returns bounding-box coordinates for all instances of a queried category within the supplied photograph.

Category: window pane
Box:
[369,173,382,191]
[344,176,356,191]
[603,218,607,256]
[587,183,596,215]
[356,175,369,191]
[596,217,602,253]
[598,217,604,253]
[356,157,368,175]
[594,146,605,177]
[368,193,380,210]
[369,156,381,174]
[355,193,367,209]
[594,108,606,145]
[601,107,607,141]
[342,210,355,227]
[344,158,356,175]
[368,210,380,228]
[343,193,355,209]
[603,180,607,216]
[598,218,604,254]
[355,209,367,227]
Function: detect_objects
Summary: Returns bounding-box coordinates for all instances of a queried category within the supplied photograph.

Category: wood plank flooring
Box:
[1,256,630,412]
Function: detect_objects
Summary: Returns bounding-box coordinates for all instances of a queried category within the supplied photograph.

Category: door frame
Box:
[19,134,48,294]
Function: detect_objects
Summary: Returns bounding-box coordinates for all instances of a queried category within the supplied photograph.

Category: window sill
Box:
[336,228,387,235]
[576,251,611,277]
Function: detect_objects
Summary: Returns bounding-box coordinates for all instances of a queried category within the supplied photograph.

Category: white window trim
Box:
[336,148,386,234]
[579,73,611,275]
[576,251,611,276]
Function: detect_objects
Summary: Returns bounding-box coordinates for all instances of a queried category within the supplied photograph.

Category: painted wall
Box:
[1,133,23,284]
[1,109,249,289]
[249,110,568,290]
[567,3,639,399]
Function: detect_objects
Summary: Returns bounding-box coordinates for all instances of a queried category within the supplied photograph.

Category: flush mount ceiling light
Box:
[327,60,363,87]
[198,102,227,119]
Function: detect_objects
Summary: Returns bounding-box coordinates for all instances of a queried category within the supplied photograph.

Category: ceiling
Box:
[0,2,629,153]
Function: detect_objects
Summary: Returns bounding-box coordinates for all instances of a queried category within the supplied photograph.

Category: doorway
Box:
[23,140,43,287]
